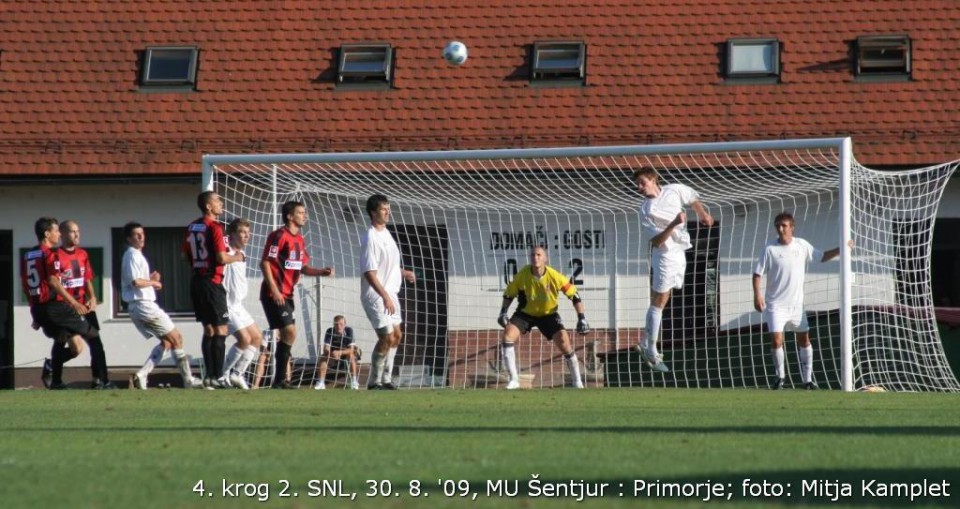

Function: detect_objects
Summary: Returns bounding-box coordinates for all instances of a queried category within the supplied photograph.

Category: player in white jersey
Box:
[360,194,416,390]
[753,212,848,390]
[219,218,264,390]
[121,222,202,389]
[634,167,714,373]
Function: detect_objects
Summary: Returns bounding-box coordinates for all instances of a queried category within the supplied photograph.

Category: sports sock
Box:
[382,346,398,384]
[223,344,242,375]
[50,342,68,385]
[564,352,582,386]
[86,334,109,381]
[212,335,227,378]
[200,335,213,379]
[501,342,518,382]
[138,343,165,378]
[172,348,195,385]
[367,351,385,387]
[645,306,663,355]
[274,342,292,386]
[772,347,785,379]
[234,346,258,375]
[799,344,814,383]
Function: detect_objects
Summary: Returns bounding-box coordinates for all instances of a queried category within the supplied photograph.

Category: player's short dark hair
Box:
[197,191,217,213]
[366,194,389,219]
[632,167,658,183]
[34,217,58,241]
[774,212,795,226]
[123,221,143,240]
[227,217,252,236]
[333,315,345,323]
[281,200,305,225]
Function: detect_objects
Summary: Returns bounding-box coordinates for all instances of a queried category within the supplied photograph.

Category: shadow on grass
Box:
[4,425,960,437]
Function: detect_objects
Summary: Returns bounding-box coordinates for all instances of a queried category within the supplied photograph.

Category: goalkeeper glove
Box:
[576,314,590,335]
[497,312,509,328]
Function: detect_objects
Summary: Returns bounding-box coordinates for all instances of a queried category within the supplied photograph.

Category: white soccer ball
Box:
[443,41,468,66]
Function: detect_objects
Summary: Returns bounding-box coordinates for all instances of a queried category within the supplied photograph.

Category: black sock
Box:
[201,335,213,379]
[212,335,227,378]
[86,335,109,382]
[274,342,291,385]
[51,343,67,385]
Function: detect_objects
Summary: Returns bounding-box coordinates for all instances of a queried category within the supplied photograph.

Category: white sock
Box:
[645,306,663,355]
[772,347,785,379]
[382,347,398,384]
[367,351,386,387]
[138,343,165,377]
[223,345,242,375]
[501,343,518,382]
[235,346,258,375]
[565,352,582,385]
[799,344,813,383]
[172,348,194,383]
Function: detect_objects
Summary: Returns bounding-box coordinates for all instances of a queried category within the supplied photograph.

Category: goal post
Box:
[202,138,959,392]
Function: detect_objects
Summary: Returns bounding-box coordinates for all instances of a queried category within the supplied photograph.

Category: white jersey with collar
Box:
[754,237,824,310]
[359,226,402,302]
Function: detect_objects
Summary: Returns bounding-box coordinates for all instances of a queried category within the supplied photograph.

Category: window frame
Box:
[855,35,911,80]
[725,38,781,83]
[337,43,393,88]
[530,41,586,86]
[140,46,199,89]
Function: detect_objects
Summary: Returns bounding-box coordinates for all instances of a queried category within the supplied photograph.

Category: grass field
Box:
[1,389,958,509]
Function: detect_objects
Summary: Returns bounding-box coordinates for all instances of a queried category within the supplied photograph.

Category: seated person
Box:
[314,315,359,390]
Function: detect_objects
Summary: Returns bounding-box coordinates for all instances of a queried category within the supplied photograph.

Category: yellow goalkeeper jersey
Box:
[504,265,577,317]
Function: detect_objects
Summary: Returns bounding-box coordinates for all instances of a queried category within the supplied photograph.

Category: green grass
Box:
[1,389,958,509]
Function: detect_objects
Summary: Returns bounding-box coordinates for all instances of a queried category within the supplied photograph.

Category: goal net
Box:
[203,139,959,392]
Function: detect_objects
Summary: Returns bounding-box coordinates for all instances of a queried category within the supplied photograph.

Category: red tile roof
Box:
[1,0,958,176]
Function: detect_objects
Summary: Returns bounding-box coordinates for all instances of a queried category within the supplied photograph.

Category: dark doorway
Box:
[0,230,13,389]
[389,224,450,385]
[661,221,721,340]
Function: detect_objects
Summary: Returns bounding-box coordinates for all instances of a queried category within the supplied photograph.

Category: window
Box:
[140,46,199,88]
[111,227,192,316]
[530,41,586,85]
[337,44,393,87]
[856,35,910,79]
[725,38,780,82]
[17,247,103,305]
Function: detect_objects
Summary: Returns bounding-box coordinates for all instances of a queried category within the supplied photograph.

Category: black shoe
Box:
[381,382,398,390]
[91,379,116,390]
[367,384,384,390]
[804,381,819,391]
[271,381,296,390]
[770,378,784,390]
[49,382,69,390]
[41,358,53,389]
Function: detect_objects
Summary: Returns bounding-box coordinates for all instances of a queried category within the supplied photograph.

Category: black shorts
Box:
[85,311,101,332]
[509,311,565,340]
[35,301,95,341]
[261,296,296,330]
[190,276,229,326]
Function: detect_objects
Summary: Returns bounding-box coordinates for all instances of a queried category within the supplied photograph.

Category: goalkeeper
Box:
[497,246,589,389]
[634,167,714,373]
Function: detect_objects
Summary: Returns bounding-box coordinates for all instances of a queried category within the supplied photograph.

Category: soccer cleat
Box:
[271,380,296,390]
[804,381,819,391]
[381,382,398,390]
[572,379,585,389]
[216,376,231,389]
[640,348,670,373]
[367,384,384,390]
[505,379,521,390]
[41,358,53,389]
[350,380,360,390]
[49,382,69,390]
[229,372,250,391]
[131,373,148,390]
[91,379,117,390]
[187,377,204,389]
[313,381,326,390]
[770,378,784,390]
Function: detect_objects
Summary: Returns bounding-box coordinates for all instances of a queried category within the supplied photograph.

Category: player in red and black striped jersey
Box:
[21,217,91,389]
[59,220,114,389]
[183,191,244,388]
[260,200,334,389]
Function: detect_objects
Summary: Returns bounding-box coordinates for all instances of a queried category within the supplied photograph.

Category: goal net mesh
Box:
[208,142,959,392]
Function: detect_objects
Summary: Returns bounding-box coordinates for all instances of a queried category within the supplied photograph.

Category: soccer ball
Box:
[443,41,468,66]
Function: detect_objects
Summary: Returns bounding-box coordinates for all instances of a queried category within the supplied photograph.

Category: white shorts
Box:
[227,305,256,336]
[764,307,809,334]
[362,293,402,333]
[128,300,176,339]
[651,249,686,293]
